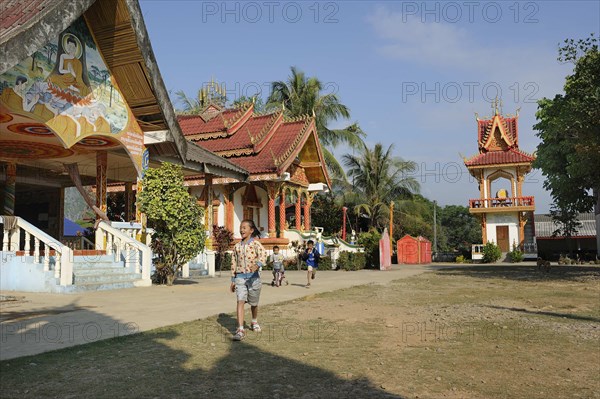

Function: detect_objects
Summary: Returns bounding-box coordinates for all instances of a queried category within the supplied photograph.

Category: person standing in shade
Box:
[230,219,266,341]
[301,240,320,288]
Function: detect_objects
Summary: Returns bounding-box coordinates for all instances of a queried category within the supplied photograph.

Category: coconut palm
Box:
[343,142,419,230]
[267,67,365,178]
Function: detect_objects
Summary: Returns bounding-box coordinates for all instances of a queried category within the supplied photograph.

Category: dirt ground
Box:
[1,265,599,399]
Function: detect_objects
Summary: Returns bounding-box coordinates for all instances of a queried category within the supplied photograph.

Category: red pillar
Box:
[279,190,286,237]
[295,194,302,231]
[303,195,311,231]
[267,183,277,238]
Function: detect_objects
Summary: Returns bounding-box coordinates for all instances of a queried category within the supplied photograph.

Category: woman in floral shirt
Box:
[230,219,266,341]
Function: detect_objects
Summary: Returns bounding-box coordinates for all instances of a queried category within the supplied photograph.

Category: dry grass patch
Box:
[1,265,598,399]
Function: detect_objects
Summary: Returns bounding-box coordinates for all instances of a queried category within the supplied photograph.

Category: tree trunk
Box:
[166,274,176,286]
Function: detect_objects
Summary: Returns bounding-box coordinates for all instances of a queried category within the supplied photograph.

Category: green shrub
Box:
[357,230,380,269]
[482,241,502,263]
[509,244,524,263]
[337,251,366,271]
[319,256,333,270]
[455,255,466,263]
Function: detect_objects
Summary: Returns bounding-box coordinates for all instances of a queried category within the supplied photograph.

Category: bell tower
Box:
[464,101,536,256]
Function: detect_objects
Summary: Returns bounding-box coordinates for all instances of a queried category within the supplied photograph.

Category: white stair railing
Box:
[95,221,151,286]
[0,216,73,286]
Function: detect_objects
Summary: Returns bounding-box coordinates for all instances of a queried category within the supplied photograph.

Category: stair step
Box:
[73,254,120,263]
[60,280,138,293]
[73,267,137,275]
[73,273,141,284]
[73,261,126,269]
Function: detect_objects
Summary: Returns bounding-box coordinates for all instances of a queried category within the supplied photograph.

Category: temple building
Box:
[464,104,537,256]
[0,0,246,292]
[178,101,331,248]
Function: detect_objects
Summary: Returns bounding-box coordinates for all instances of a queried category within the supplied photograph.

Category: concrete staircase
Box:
[60,255,142,293]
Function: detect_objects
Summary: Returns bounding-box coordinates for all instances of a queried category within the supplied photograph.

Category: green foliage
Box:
[319,256,333,270]
[482,242,502,263]
[267,66,365,179]
[138,163,206,285]
[343,143,419,231]
[337,251,366,271]
[440,205,481,252]
[455,255,466,263]
[357,230,381,268]
[509,243,524,263]
[310,192,343,235]
[231,96,266,112]
[394,196,433,242]
[534,34,599,220]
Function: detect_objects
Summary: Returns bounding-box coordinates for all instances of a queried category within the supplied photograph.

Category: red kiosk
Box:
[397,235,432,264]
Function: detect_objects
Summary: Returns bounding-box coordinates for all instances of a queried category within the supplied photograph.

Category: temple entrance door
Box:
[496,226,509,252]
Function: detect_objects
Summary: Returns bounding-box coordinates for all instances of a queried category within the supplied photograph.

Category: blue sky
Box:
[139,1,600,213]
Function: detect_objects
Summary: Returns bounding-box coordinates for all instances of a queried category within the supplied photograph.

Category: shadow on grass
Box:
[433,265,600,282]
[485,305,600,323]
[1,304,405,398]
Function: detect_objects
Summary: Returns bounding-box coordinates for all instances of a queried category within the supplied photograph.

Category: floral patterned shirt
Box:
[231,237,266,277]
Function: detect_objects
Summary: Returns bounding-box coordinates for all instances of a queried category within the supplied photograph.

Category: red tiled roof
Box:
[478,114,519,150]
[199,113,273,153]
[0,0,53,39]
[230,120,308,173]
[178,104,326,180]
[465,148,535,167]
[179,107,250,135]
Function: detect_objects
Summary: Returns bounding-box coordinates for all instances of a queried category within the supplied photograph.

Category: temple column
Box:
[205,174,213,249]
[3,163,16,216]
[266,183,278,238]
[279,188,286,237]
[518,212,526,248]
[96,151,107,222]
[125,182,134,221]
[295,192,302,231]
[481,214,487,243]
[303,192,313,231]
[224,186,235,232]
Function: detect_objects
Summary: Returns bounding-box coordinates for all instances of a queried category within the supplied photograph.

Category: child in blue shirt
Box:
[301,240,320,288]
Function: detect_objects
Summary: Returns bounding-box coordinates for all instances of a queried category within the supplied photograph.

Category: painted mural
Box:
[0,17,144,171]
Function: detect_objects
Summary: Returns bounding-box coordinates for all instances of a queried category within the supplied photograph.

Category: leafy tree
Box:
[439,205,481,252]
[267,66,366,178]
[394,196,434,241]
[534,34,599,234]
[138,163,206,285]
[310,192,343,235]
[343,142,419,231]
[231,95,266,113]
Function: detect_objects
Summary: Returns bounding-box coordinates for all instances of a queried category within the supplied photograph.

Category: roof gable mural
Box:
[0,16,144,172]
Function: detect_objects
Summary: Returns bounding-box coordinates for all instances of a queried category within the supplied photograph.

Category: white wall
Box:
[486,212,520,249]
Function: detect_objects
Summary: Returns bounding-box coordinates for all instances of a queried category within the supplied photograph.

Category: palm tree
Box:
[267,67,365,178]
[343,142,419,230]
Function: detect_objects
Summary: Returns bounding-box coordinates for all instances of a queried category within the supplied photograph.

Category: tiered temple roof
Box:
[178,103,330,186]
[465,109,535,168]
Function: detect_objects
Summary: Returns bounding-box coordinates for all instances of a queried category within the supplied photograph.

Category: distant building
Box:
[534,213,597,260]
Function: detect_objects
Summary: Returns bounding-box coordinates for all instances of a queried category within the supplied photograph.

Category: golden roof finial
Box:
[247,127,255,145]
